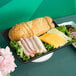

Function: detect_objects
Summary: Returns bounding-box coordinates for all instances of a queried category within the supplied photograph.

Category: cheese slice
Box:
[48,28,71,41]
[39,33,66,48]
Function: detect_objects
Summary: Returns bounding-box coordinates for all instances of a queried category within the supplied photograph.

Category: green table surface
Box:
[0,15,76,76]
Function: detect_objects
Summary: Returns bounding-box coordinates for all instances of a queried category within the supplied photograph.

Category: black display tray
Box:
[1,21,72,63]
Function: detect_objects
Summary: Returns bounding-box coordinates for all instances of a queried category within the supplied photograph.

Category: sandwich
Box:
[9,16,55,41]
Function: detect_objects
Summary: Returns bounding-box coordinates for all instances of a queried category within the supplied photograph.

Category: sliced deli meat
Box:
[33,36,47,53]
[20,38,35,57]
[24,38,36,54]
[30,37,40,53]
[17,41,30,56]
[17,36,47,57]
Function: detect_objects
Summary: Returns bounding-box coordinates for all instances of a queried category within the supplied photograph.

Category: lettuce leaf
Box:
[10,41,30,60]
[56,25,71,37]
[43,42,54,52]
[56,25,67,33]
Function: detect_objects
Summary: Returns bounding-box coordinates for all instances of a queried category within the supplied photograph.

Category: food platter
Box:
[1,21,73,63]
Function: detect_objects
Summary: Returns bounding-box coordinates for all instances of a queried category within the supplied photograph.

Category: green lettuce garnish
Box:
[43,42,54,52]
[10,41,18,49]
[36,53,42,56]
[10,41,30,60]
[56,25,71,37]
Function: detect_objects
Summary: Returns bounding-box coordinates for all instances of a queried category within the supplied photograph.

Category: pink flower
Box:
[0,46,17,76]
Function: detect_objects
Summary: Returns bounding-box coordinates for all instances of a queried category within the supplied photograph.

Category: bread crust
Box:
[44,16,55,28]
[44,16,53,24]
[31,17,50,36]
[9,16,55,41]
[9,23,30,41]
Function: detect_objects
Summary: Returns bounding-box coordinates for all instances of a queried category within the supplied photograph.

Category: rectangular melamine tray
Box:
[1,21,72,63]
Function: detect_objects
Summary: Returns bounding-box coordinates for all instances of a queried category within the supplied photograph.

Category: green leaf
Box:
[36,53,42,56]
[43,42,54,52]
[56,25,67,33]
[7,73,10,76]
[23,54,30,60]
[10,41,30,61]
[10,41,18,49]
[73,42,76,45]
[16,45,23,58]
[56,25,72,37]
